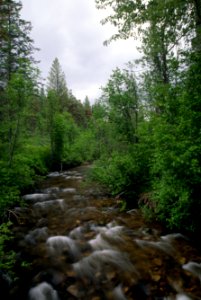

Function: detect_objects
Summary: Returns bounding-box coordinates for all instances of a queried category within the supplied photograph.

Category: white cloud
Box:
[21,0,141,102]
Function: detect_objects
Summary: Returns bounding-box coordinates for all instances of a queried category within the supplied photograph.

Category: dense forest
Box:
[1,0,201,278]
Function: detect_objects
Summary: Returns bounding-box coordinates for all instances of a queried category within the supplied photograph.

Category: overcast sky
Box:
[21,0,140,102]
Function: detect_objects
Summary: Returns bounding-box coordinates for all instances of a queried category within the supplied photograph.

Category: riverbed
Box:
[5,165,201,299]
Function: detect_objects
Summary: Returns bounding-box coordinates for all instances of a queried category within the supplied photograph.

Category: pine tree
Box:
[46,58,87,126]
[0,0,37,166]
[46,58,68,112]
[0,0,35,90]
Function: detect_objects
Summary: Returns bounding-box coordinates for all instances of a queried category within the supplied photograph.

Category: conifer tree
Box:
[0,0,37,166]
[46,58,68,112]
[0,0,35,89]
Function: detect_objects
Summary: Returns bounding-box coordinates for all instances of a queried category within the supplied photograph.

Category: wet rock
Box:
[69,226,86,239]
[37,218,48,227]
[25,227,48,245]
[73,195,87,201]
[34,199,65,212]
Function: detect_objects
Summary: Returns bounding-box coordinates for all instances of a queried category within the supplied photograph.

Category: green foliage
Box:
[91,143,150,204]
[118,200,127,212]
[0,0,36,87]
[0,186,20,219]
[0,222,16,277]
[148,55,201,232]
[51,113,67,163]
[69,130,97,164]
[101,67,139,143]
[93,0,201,235]
[0,139,51,218]
[22,142,50,175]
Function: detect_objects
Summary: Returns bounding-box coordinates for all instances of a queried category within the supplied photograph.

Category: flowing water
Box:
[4,165,201,300]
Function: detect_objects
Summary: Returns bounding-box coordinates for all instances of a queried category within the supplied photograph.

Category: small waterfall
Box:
[89,225,124,250]
[135,238,177,257]
[34,199,65,210]
[61,188,76,193]
[28,282,59,300]
[73,249,137,281]
[22,193,53,202]
[182,261,201,281]
[69,225,86,239]
[46,236,80,261]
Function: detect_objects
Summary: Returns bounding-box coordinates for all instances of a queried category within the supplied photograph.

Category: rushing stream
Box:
[4,165,201,299]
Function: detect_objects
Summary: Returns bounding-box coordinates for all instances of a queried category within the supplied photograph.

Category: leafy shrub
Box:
[0,187,20,219]
[0,222,16,278]
[150,113,201,232]
[91,144,150,206]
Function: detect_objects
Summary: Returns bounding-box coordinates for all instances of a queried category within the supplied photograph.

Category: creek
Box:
[4,165,201,299]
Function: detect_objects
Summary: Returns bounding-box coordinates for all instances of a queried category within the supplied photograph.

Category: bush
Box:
[0,222,16,278]
[150,114,201,232]
[91,144,150,206]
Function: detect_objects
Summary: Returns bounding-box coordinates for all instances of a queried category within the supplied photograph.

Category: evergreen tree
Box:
[46,57,68,112]
[83,96,92,119]
[0,0,35,89]
[0,0,38,166]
